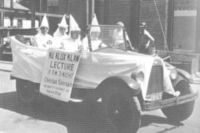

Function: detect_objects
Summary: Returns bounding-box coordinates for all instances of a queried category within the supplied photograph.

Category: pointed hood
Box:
[40,14,49,28]
[58,15,68,28]
[90,14,101,32]
[69,14,80,31]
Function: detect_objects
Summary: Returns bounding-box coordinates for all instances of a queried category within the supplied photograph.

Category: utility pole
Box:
[0,0,4,27]
[86,0,95,25]
[0,0,4,45]
[167,0,174,51]
[66,0,70,14]
[10,0,14,26]
[91,0,95,19]
[86,0,89,25]
[104,0,110,24]
[196,0,200,53]
[130,0,140,48]
[31,0,36,28]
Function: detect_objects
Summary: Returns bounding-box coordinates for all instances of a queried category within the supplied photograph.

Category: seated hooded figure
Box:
[111,21,134,50]
[32,14,53,49]
[112,22,124,45]
[53,15,69,38]
[60,14,82,52]
[82,14,106,51]
[53,14,69,49]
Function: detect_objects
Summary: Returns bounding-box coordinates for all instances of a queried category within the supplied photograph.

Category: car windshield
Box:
[88,25,127,51]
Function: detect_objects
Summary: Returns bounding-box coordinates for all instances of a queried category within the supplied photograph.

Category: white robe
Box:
[112,29,124,45]
[32,32,53,49]
[53,29,69,49]
[82,37,106,51]
[61,38,82,52]
[53,29,69,38]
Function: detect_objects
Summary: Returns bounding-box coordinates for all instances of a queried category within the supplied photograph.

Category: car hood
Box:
[75,48,156,88]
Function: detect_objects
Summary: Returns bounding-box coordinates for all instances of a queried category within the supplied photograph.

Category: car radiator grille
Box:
[146,65,164,100]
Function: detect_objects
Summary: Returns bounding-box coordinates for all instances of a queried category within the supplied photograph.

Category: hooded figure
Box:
[53,15,69,38]
[111,21,133,50]
[53,15,69,49]
[60,14,82,52]
[90,14,101,33]
[82,14,106,51]
[112,21,125,47]
[32,14,53,49]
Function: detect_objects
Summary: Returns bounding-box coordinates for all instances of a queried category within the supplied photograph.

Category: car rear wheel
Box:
[161,80,195,122]
[16,78,37,105]
[102,83,141,133]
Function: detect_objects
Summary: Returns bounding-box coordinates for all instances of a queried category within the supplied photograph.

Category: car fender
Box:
[173,68,191,87]
[96,76,141,97]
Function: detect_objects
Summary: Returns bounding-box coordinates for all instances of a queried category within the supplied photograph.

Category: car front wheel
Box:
[102,83,141,133]
[162,80,195,122]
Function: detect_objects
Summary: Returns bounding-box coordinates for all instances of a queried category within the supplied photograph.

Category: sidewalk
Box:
[0,61,12,72]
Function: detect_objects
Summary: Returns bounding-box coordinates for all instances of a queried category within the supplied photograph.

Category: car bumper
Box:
[142,91,198,111]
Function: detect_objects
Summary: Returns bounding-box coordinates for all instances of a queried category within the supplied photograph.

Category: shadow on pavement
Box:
[0,92,184,133]
[0,92,115,133]
[141,114,184,127]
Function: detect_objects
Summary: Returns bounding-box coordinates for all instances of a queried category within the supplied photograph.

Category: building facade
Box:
[173,0,197,52]
[0,0,199,52]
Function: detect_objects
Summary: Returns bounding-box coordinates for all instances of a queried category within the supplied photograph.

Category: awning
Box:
[4,1,29,11]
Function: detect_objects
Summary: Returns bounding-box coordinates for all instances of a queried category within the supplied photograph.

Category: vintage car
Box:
[10,25,198,133]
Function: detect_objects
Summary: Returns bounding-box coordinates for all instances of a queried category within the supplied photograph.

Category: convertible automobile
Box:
[10,25,198,133]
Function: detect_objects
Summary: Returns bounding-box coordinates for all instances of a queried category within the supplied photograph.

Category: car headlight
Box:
[131,71,144,83]
[170,69,178,80]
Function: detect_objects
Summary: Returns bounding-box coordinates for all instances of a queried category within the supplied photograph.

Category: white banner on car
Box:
[40,48,81,102]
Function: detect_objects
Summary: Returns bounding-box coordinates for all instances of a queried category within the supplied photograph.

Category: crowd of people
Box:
[31,14,82,52]
[27,14,155,54]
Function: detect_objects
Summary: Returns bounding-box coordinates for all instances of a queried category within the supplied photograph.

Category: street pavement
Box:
[0,67,200,133]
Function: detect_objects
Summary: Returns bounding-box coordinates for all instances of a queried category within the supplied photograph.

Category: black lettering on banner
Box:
[58,79,73,87]
[50,60,54,69]
[49,52,54,59]
[44,77,57,84]
[67,54,80,62]
[49,60,74,71]
[46,89,61,96]
[58,71,73,78]
[55,52,60,60]
[54,52,67,61]
[52,70,58,76]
